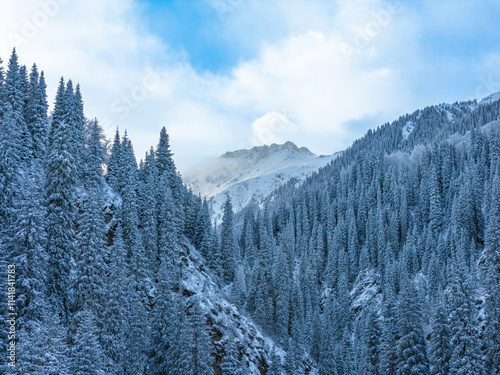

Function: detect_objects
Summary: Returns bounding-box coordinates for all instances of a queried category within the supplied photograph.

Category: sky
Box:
[1,0,500,172]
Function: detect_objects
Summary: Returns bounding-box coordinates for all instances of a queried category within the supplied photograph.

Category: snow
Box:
[185,141,314,197]
[178,242,271,372]
[184,142,337,221]
[479,91,500,105]
[446,110,454,122]
[350,270,382,317]
[177,240,317,373]
[402,120,414,140]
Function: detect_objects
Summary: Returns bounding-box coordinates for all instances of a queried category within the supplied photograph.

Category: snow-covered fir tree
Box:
[1,50,500,374]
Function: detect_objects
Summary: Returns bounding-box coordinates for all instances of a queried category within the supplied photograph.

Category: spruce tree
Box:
[189,300,213,375]
[139,148,158,272]
[25,64,48,157]
[106,128,123,192]
[220,194,236,282]
[101,221,128,373]
[380,277,398,374]
[72,119,107,318]
[447,268,484,375]
[63,80,84,172]
[481,169,500,373]
[429,299,451,375]
[11,164,69,374]
[318,297,339,375]
[70,309,108,374]
[45,77,78,321]
[156,126,184,228]
[395,277,429,375]
[273,241,291,346]
[5,48,31,162]
[267,346,283,375]
[364,308,381,375]
[157,172,178,280]
[221,337,241,375]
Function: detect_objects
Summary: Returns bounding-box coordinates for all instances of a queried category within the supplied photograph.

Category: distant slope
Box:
[184,141,337,221]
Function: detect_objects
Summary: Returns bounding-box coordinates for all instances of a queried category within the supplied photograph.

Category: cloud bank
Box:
[1,0,499,171]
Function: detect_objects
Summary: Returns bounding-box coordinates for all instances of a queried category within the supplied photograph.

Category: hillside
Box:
[229,93,500,373]
[2,47,500,374]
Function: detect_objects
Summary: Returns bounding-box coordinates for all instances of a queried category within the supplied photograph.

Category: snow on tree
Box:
[45,77,78,322]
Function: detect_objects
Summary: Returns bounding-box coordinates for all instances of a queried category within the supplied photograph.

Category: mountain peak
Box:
[221,141,316,162]
[184,141,336,220]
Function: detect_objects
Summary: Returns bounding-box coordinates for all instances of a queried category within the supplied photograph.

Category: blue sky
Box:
[1,0,500,171]
[139,0,500,78]
[139,0,247,74]
[138,0,334,74]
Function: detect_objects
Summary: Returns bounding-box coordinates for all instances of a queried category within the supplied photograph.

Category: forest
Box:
[1,49,499,374]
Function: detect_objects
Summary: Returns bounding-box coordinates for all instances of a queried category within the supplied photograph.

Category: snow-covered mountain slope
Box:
[173,239,317,374]
[480,91,500,105]
[396,92,500,144]
[184,141,337,221]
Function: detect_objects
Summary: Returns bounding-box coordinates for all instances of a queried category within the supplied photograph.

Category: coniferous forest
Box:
[1,50,500,374]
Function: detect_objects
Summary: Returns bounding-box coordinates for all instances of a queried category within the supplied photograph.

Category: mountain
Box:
[184,141,338,220]
[231,92,500,373]
[4,48,500,374]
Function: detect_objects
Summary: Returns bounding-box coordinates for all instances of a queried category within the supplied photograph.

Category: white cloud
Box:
[2,0,495,172]
[250,112,298,146]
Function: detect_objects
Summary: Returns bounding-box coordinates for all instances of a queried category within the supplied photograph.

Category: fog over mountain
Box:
[184,141,337,221]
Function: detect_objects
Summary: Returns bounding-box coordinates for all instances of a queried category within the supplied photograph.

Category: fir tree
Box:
[45,77,78,321]
[220,194,236,282]
[429,299,451,375]
[221,337,241,375]
[447,268,484,375]
[70,309,108,374]
[481,169,500,373]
